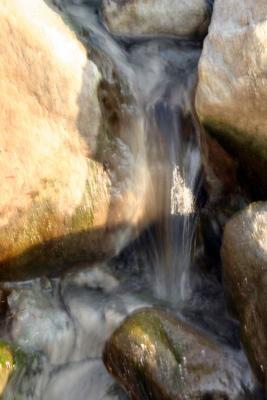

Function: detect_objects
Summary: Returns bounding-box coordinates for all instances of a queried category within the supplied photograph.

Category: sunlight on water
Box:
[171,166,195,216]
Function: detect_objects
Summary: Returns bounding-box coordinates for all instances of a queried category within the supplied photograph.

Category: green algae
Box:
[0,343,13,371]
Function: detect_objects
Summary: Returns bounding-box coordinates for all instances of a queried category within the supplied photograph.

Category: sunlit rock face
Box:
[0,0,148,280]
[103,308,259,400]
[196,0,267,197]
[222,202,267,388]
[102,0,210,38]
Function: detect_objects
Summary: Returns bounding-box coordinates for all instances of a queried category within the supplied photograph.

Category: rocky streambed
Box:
[1,0,267,399]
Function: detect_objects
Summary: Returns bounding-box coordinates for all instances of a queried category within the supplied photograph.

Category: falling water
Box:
[55,1,203,303]
[126,40,202,304]
[2,1,205,398]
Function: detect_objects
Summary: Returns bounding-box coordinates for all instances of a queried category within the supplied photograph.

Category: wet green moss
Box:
[104,308,243,400]
[104,309,189,400]
[119,310,184,366]
[0,341,14,398]
[0,341,30,372]
[0,343,13,371]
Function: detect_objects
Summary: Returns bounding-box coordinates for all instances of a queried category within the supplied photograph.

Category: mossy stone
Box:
[0,159,110,281]
[103,308,257,400]
[0,342,13,397]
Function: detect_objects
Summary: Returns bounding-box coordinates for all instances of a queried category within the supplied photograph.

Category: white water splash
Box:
[171,165,195,216]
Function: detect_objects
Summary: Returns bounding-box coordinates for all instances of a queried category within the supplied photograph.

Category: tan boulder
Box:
[0,0,148,280]
[102,0,210,38]
[222,202,267,386]
[196,0,267,196]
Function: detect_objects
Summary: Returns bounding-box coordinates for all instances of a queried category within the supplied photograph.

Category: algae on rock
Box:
[103,308,258,400]
[0,342,14,397]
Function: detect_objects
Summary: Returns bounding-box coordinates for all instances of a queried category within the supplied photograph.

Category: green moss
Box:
[0,158,109,280]
[0,343,13,370]
[69,161,100,232]
[113,309,186,387]
[0,341,14,398]
[0,341,29,372]
[132,311,183,364]
[0,344,42,400]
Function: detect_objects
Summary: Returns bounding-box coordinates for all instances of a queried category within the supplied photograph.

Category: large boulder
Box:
[196,0,267,197]
[222,202,267,387]
[103,308,260,400]
[102,0,211,38]
[0,0,148,280]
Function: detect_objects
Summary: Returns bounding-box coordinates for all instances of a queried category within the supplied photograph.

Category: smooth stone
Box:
[0,0,149,280]
[103,308,260,400]
[222,202,267,387]
[196,0,267,196]
[102,0,210,38]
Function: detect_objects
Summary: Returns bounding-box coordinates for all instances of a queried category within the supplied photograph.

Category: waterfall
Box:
[60,3,204,303]
[2,1,204,398]
[127,40,202,304]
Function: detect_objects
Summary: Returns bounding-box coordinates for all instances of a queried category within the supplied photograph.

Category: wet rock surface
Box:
[2,266,149,399]
[103,308,260,400]
[0,343,13,396]
[1,0,266,400]
[222,202,267,387]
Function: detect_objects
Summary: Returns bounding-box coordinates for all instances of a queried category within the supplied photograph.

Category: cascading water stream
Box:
[55,1,203,303]
[2,2,206,399]
[127,40,202,304]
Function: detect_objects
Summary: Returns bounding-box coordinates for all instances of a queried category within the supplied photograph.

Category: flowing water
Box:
[0,1,245,399]
[49,0,203,302]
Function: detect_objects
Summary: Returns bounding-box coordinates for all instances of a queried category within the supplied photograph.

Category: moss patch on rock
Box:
[0,342,14,397]
[103,308,257,400]
[0,160,110,281]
